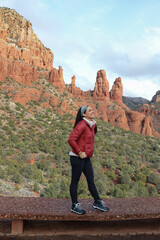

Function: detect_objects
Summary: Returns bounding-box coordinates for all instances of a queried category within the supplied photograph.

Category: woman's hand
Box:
[79,151,87,159]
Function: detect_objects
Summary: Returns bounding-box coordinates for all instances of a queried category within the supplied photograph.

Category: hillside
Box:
[0,82,159,198]
[0,7,159,199]
[133,91,160,137]
[122,96,150,110]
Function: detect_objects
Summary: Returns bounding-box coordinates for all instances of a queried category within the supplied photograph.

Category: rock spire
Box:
[92,69,110,101]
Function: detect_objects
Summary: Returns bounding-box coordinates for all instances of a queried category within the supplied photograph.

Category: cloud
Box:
[91,26,160,79]
[123,77,160,100]
[143,27,160,55]
[61,48,97,91]
[88,26,160,100]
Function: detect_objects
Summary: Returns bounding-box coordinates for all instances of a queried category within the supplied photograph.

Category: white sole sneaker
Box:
[70,208,86,215]
[93,205,109,211]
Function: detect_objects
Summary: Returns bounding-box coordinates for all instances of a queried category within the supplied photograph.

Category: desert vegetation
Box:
[0,90,159,199]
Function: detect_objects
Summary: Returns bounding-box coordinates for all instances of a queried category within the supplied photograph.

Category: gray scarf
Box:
[83,117,96,128]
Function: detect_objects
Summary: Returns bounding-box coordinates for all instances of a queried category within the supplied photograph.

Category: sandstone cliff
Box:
[49,66,65,90]
[0,7,53,70]
[0,7,53,85]
[0,7,159,138]
[151,90,160,103]
[133,91,160,138]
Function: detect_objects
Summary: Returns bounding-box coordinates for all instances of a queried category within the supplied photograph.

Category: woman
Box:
[68,105,109,215]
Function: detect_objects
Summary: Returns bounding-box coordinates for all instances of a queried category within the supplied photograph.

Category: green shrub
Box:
[148,173,159,185]
[120,174,131,184]
[105,170,117,180]
[135,172,147,183]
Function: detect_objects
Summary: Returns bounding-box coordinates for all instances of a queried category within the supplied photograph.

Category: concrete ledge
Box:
[0,196,160,221]
[0,196,160,235]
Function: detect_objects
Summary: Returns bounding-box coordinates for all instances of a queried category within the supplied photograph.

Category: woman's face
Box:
[83,106,95,120]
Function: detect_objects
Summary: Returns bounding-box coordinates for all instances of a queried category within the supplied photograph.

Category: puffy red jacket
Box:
[68,119,96,158]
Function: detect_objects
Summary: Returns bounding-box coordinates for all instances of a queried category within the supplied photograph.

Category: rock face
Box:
[0,7,53,85]
[70,75,77,94]
[133,91,160,138]
[151,90,160,103]
[92,70,110,101]
[141,116,153,136]
[106,108,130,130]
[71,75,76,88]
[66,69,157,138]
[0,7,53,70]
[125,111,153,136]
[13,88,42,105]
[110,77,123,104]
[137,105,160,118]
[0,59,39,85]
[68,75,91,98]
[0,8,159,138]
[49,66,65,90]
[49,96,59,107]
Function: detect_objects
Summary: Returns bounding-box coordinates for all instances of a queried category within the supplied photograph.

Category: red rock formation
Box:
[49,96,59,107]
[38,71,50,80]
[98,102,110,122]
[49,66,65,90]
[134,105,160,138]
[125,111,152,136]
[13,88,42,105]
[152,129,160,138]
[71,75,76,88]
[134,91,160,138]
[96,100,155,137]
[106,107,130,130]
[0,8,159,138]
[141,116,153,136]
[92,70,110,101]
[61,100,68,111]
[151,90,160,103]
[0,7,54,86]
[67,75,91,98]
[137,105,160,118]
[69,75,76,93]
[0,59,38,85]
[0,7,53,71]
[110,77,123,104]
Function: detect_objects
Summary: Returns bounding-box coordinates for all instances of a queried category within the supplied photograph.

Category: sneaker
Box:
[71,203,86,215]
[93,199,109,212]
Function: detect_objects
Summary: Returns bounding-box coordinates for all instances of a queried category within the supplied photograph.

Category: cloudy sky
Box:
[1,0,160,100]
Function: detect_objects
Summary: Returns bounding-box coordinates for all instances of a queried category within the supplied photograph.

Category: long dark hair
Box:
[73,106,97,134]
[73,107,86,128]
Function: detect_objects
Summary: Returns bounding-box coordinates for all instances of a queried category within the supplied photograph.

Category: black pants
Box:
[70,156,100,203]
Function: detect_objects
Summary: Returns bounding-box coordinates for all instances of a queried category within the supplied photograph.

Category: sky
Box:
[0,0,160,100]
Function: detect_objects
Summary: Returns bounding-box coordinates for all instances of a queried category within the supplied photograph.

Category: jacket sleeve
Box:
[68,122,85,154]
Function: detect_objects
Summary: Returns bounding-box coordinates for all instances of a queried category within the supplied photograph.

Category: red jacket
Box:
[68,119,96,158]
